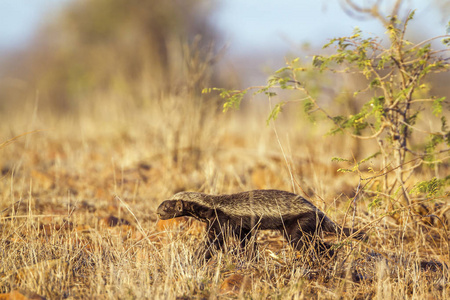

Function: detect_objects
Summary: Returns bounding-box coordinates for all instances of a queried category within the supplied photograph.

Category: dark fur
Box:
[157,189,363,259]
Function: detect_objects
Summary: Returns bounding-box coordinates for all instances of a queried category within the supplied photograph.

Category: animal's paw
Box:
[194,247,213,262]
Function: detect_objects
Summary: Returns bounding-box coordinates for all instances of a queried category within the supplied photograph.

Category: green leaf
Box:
[275,67,290,74]
[351,27,362,37]
[368,197,382,210]
[425,133,445,164]
[441,116,448,132]
[264,92,277,97]
[312,55,324,68]
[221,90,247,112]
[407,10,415,22]
[323,38,337,49]
[278,77,292,89]
[369,78,380,88]
[432,97,446,116]
[337,168,353,173]
[331,157,349,162]
[359,152,381,165]
[303,100,314,114]
[326,127,344,136]
[377,54,390,69]
[417,44,431,57]
[266,102,285,125]
[410,177,449,197]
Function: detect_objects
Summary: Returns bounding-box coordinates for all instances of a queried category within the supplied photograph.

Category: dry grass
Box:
[0,95,449,299]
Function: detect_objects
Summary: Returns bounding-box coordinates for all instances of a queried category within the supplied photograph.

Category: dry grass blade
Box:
[0,130,43,150]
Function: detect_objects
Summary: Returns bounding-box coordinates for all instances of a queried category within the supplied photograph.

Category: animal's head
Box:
[157,200,184,220]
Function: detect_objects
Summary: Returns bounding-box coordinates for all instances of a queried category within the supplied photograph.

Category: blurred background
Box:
[1,0,448,109]
[0,0,449,201]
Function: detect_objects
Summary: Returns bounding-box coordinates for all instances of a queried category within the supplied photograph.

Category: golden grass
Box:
[0,96,449,299]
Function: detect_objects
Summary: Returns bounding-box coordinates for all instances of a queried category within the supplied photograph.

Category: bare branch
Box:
[362,157,422,181]
[399,120,448,136]
[343,0,389,26]
[350,124,388,140]
[391,0,403,20]
[410,99,436,104]
[410,35,450,50]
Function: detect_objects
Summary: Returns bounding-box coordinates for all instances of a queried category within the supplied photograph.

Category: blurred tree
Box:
[0,0,220,112]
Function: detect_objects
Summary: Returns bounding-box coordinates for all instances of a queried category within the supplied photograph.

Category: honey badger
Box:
[157,189,364,259]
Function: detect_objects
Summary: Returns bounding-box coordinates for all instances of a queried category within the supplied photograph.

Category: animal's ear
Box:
[175,200,183,212]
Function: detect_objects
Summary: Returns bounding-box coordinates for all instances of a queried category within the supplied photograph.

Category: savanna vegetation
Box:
[0,0,449,299]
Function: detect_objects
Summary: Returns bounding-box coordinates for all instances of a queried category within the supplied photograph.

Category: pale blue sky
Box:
[0,0,68,48]
[0,1,447,52]
[212,0,447,54]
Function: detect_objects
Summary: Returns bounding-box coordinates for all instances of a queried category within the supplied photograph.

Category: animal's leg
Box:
[198,219,225,260]
[283,221,334,257]
[281,222,307,251]
[235,227,257,259]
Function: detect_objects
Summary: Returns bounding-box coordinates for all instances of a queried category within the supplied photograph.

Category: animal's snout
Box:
[156,204,166,214]
[156,202,172,219]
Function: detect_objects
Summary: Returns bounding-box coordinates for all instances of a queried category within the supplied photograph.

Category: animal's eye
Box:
[176,201,183,212]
